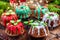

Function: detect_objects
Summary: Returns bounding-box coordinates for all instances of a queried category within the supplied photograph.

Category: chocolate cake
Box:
[29,21,49,38]
[43,12,59,28]
[27,0,49,19]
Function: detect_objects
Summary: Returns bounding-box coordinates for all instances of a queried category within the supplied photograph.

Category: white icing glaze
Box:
[43,12,59,27]
[31,25,47,36]
[29,21,47,36]
[32,27,34,34]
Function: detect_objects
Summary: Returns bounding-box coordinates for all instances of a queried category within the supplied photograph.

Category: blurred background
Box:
[0,0,60,17]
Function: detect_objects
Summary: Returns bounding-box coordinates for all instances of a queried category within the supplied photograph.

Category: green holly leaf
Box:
[14,23,17,25]
[50,16,52,20]
[24,21,28,24]
[29,20,33,23]
[6,13,10,15]
[31,23,39,29]
[10,20,15,24]
[40,21,44,25]
[31,22,39,26]
[44,23,47,26]
[55,13,59,16]
[29,23,32,25]
[8,10,13,13]
[32,26,35,29]
[17,20,21,23]
[11,12,15,14]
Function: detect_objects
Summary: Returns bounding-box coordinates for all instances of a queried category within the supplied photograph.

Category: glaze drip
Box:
[43,12,59,27]
[29,21,47,36]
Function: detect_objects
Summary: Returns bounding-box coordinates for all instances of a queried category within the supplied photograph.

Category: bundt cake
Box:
[29,21,49,38]
[43,12,59,28]
[5,20,25,36]
[15,5,31,19]
[1,10,18,26]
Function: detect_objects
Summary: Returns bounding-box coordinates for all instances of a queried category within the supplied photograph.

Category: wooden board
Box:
[0,22,60,40]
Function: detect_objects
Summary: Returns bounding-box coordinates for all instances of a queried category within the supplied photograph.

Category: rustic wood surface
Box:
[0,23,60,40]
[46,26,60,40]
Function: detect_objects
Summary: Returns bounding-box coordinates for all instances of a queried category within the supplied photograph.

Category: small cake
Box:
[1,10,18,26]
[5,20,25,36]
[27,0,49,19]
[43,12,59,28]
[34,5,49,19]
[15,5,31,19]
[26,1,36,18]
[29,21,49,38]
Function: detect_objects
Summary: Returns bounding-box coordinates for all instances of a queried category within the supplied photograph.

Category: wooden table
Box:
[0,24,28,40]
[0,23,60,40]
